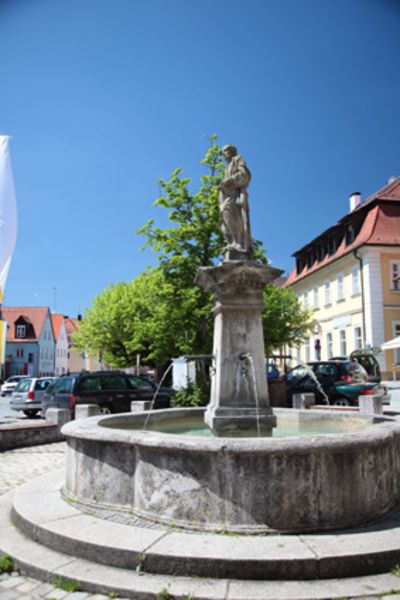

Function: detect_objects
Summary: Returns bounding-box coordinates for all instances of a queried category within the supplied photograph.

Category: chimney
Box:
[349,192,361,212]
[77,313,82,321]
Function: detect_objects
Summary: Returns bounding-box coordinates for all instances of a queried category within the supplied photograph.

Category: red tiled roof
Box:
[64,317,80,335]
[2,307,49,342]
[50,314,64,341]
[286,177,400,286]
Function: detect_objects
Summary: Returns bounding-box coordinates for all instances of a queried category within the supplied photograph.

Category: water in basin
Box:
[105,413,366,437]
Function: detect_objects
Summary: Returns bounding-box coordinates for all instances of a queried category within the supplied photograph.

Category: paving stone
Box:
[16,579,42,593]
[40,588,69,599]
[0,575,26,588]
[0,590,20,599]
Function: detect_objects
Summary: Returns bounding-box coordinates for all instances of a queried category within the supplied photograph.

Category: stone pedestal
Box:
[195,260,282,436]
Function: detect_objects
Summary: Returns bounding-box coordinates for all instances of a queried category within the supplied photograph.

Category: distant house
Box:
[64,315,102,373]
[286,178,400,378]
[2,307,55,377]
[51,314,69,376]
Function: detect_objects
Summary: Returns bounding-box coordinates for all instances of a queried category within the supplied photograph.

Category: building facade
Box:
[286,178,400,378]
[51,314,69,376]
[2,307,55,377]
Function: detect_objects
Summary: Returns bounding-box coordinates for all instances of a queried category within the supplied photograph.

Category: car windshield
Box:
[14,379,32,392]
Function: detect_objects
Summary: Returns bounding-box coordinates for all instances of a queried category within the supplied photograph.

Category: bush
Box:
[171,383,208,407]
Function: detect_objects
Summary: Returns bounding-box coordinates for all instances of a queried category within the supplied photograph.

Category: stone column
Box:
[195,261,281,436]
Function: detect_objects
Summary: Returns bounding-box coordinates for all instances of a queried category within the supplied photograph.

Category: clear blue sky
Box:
[1,0,399,316]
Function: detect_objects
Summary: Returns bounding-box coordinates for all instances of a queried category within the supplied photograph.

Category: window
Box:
[324,281,331,306]
[352,267,361,295]
[16,325,26,338]
[390,261,400,291]
[101,375,127,390]
[317,242,325,262]
[53,377,74,394]
[345,224,355,245]
[303,291,308,309]
[354,326,362,350]
[296,257,304,275]
[306,250,315,268]
[339,329,347,356]
[313,287,319,309]
[337,273,344,301]
[328,235,336,256]
[326,332,333,358]
[78,377,102,392]
[393,322,400,364]
[128,376,153,391]
[304,337,310,362]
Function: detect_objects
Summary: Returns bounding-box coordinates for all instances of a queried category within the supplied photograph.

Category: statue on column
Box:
[219,144,253,258]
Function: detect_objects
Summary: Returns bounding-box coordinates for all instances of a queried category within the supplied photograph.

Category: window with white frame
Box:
[339,329,347,355]
[303,291,308,309]
[390,261,400,291]
[352,267,361,295]
[313,287,319,309]
[326,332,333,358]
[393,321,400,364]
[354,326,362,350]
[16,324,26,338]
[324,281,331,305]
[337,273,344,301]
[304,337,310,362]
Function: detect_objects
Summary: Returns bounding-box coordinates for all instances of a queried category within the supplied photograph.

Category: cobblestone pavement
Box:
[1,443,400,600]
[0,443,130,599]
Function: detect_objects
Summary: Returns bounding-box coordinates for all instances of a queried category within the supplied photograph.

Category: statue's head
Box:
[222,144,237,160]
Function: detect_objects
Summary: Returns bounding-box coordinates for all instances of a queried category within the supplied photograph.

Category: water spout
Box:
[143,361,174,431]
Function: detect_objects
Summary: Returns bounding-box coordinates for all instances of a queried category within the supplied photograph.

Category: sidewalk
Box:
[1,441,400,599]
[0,443,131,600]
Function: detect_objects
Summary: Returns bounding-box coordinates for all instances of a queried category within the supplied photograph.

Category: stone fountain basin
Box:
[62,407,400,534]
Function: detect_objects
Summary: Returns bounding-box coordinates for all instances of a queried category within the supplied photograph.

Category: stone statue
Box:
[219,144,252,258]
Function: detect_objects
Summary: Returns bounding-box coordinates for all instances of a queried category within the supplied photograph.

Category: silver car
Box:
[10,377,56,417]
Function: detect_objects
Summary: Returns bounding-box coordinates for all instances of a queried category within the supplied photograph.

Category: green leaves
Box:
[74,137,312,371]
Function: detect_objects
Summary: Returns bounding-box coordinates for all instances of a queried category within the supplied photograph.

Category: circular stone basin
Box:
[62,407,400,534]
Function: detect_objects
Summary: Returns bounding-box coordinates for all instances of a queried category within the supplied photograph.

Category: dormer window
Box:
[328,235,336,256]
[296,257,304,275]
[16,324,26,338]
[306,250,315,268]
[317,241,325,262]
[345,224,355,246]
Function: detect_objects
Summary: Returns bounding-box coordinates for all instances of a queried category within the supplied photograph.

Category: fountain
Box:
[62,145,400,535]
[3,146,400,600]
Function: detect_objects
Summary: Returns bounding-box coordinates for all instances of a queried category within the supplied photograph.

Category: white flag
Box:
[0,136,17,300]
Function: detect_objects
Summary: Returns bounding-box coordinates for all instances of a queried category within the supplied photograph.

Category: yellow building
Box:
[286,178,400,378]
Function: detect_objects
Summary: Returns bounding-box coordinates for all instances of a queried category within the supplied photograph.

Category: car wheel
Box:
[98,404,113,415]
[23,410,39,417]
[332,398,351,407]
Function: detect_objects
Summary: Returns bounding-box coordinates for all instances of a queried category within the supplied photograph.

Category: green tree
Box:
[75,138,312,372]
[263,284,314,355]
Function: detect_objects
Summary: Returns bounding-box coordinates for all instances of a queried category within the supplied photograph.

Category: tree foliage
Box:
[263,285,314,355]
[74,137,313,369]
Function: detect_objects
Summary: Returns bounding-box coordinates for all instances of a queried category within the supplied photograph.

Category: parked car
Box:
[285,360,390,407]
[41,371,174,418]
[10,377,56,417]
[332,350,382,383]
[1,375,29,397]
[266,362,280,381]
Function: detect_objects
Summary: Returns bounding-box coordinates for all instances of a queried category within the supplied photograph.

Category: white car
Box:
[1,375,29,397]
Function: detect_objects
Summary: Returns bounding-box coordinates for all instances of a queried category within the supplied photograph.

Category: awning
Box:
[381,336,400,350]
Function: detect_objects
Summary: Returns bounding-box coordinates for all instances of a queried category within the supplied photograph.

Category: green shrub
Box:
[171,383,208,407]
[0,554,14,574]
[53,576,80,592]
